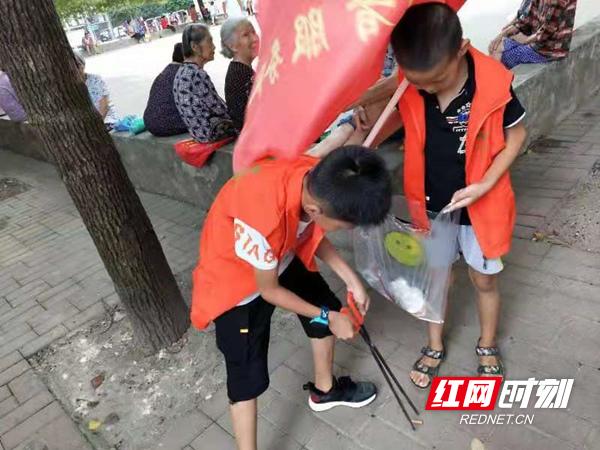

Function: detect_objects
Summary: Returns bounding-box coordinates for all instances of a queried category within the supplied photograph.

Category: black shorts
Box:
[214,257,342,402]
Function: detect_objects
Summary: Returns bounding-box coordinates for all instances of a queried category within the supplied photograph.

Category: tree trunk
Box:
[0,0,190,353]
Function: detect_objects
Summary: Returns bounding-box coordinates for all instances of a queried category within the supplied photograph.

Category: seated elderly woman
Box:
[74,53,118,128]
[144,43,189,137]
[173,24,237,143]
[489,0,577,69]
[217,17,379,152]
[220,17,259,131]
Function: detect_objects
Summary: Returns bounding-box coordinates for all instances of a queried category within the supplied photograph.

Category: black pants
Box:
[214,257,342,402]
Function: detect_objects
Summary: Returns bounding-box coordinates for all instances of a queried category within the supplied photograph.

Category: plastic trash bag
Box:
[353,196,460,323]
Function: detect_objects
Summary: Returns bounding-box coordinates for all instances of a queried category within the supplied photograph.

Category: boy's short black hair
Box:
[391,3,463,71]
[307,146,392,226]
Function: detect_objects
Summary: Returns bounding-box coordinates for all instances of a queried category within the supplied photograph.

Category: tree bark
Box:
[0,0,190,353]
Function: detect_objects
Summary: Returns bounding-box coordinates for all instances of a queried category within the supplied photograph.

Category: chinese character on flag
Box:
[233,0,465,171]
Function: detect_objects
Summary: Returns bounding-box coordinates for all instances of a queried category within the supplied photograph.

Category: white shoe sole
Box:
[308,393,377,412]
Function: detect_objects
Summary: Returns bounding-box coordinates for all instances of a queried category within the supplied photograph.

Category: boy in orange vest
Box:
[191,146,392,450]
[390,3,528,388]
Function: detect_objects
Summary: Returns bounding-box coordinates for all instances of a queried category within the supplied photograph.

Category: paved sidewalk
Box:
[0,159,201,449]
[2,95,600,449]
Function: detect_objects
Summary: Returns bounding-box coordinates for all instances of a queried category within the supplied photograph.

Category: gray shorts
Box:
[456,226,504,275]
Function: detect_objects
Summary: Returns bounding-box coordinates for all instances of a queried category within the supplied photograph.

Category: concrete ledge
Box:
[2,16,599,210]
[512,15,600,143]
[110,131,234,211]
[0,120,50,162]
[0,121,233,211]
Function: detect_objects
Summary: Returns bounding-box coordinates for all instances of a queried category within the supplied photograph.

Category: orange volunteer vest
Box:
[399,47,516,259]
[190,156,325,329]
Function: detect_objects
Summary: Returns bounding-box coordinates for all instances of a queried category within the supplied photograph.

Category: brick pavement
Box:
[0,156,201,450]
[2,95,600,449]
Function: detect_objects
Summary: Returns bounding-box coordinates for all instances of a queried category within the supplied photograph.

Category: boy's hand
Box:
[328,311,356,340]
[347,278,370,316]
[444,124,526,214]
[444,182,490,213]
[316,238,371,315]
[353,106,370,131]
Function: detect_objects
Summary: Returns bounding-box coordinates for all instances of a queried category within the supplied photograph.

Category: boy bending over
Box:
[191,146,392,449]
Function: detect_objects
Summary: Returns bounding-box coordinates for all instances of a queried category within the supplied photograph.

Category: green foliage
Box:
[54,0,96,17]
[164,0,192,11]
[109,4,159,24]
[55,0,192,28]
[54,0,144,18]
[104,0,191,25]
[54,0,172,18]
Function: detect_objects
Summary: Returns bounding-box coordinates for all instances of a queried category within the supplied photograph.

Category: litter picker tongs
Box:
[341,293,421,430]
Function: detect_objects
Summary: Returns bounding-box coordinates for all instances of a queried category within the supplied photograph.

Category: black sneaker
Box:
[303,376,377,412]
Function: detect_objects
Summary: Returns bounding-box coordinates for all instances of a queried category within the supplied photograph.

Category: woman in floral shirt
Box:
[173,24,237,143]
[489,0,578,69]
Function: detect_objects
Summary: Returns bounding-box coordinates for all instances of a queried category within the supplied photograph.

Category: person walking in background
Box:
[127,19,145,43]
[137,18,147,39]
[489,0,578,69]
[188,3,199,22]
[208,1,218,25]
[221,17,259,131]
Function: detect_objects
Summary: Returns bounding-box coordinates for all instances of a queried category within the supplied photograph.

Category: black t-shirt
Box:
[225,61,254,131]
[421,53,526,224]
[143,63,188,137]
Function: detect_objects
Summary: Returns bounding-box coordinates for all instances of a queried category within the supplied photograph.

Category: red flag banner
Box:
[233,0,465,171]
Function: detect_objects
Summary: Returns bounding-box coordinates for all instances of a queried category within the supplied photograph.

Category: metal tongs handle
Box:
[341,293,420,430]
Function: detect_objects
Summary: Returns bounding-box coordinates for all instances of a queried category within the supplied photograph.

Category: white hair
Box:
[220,17,251,59]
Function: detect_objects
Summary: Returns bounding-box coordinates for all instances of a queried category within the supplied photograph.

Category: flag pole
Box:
[363,78,409,148]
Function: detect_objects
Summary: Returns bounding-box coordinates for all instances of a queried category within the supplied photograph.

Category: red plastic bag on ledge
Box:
[174,137,234,168]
